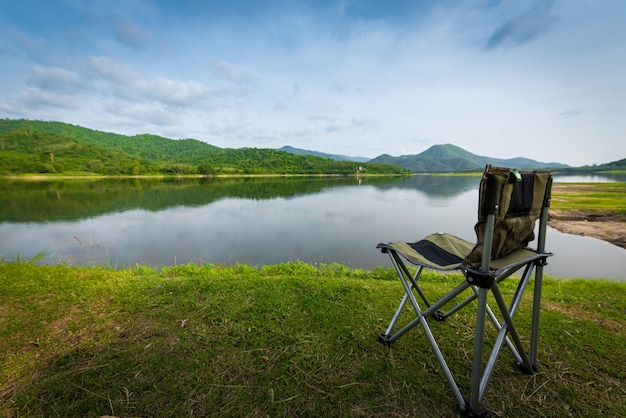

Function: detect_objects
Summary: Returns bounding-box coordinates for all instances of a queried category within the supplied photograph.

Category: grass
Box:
[1,261,625,417]
[551,182,626,218]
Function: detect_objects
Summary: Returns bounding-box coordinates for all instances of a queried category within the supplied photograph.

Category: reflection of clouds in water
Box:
[1,183,624,280]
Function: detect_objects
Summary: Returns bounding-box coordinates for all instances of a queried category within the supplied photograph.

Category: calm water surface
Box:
[1,175,624,280]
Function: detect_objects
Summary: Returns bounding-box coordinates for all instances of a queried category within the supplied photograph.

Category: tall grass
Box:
[1,261,624,417]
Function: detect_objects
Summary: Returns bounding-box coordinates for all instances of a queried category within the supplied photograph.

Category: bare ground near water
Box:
[549,209,626,250]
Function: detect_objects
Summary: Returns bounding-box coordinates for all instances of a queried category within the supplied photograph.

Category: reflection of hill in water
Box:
[373,175,481,197]
[0,176,401,222]
[1,175,480,223]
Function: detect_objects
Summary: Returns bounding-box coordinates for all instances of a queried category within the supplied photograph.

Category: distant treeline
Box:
[555,159,626,173]
[0,119,409,176]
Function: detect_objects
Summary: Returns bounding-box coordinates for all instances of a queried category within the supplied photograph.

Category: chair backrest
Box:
[464,165,552,267]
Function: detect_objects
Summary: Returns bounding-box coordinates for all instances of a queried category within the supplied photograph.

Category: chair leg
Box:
[381,292,410,338]
[380,253,430,344]
[381,251,474,344]
[379,253,424,345]
[484,303,521,365]
[396,261,467,410]
[530,200,550,368]
[467,269,539,413]
[530,263,544,369]
[492,285,534,374]
[395,257,431,307]
[467,287,489,416]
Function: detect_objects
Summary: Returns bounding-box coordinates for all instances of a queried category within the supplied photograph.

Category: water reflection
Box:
[371,175,480,196]
[553,173,626,182]
[1,176,403,222]
[0,175,482,223]
[1,175,624,280]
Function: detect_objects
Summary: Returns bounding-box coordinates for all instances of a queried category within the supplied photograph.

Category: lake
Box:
[1,174,625,280]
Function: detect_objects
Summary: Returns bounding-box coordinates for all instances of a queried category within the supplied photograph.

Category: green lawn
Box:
[1,261,624,417]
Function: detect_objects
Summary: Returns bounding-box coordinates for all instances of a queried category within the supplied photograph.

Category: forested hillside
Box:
[558,158,626,173]
[0,119,408,176]
[0,128,159,175]
[6,119,616,175]
[370,144,570,172]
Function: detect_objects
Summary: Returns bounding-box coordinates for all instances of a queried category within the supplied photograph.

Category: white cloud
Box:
[85,56,137,85]
[213,60,258,85]
[85,55,213,107]
[12,33,56,64]
[484,0,558,50]
[560,108,586,118]
[146,77,211,106]
[0,86,79,112]
[111,15,159,50]
[0,66,86,114]
[28,66,83,91]
[102,101,178,126]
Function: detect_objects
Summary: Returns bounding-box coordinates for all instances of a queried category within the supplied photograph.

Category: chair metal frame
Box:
[376,166,553,416]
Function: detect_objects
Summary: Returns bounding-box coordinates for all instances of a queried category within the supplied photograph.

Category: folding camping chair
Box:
[376,165,553,416]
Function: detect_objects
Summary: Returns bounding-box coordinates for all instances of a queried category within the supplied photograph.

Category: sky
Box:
[0,0,624,166]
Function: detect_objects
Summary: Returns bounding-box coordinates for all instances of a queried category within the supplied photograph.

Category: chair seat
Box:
[377,233,474,270]
[378,232,552,275]
[488,248,551,272]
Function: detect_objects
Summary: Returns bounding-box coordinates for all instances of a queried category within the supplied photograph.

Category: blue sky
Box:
[1,0,624,166]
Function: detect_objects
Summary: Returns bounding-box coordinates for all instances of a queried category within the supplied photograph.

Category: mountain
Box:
[369,144,570,173]
[0,119,408,176]
[278,146,370,163]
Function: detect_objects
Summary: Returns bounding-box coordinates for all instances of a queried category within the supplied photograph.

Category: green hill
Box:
[558,158,626,173]
[0,119,408,176]
[278,145,370,163]
[0,127,159,175]
[370,144,570,173]
[8,119,616,176]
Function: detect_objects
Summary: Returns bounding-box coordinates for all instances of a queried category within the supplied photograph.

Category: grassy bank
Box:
[551,182,626,218]
[1,261,624,417]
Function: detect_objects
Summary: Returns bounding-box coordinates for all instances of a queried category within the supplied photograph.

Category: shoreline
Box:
[0,173,408,181]
[549,182,626,250]
[549,209,626,250]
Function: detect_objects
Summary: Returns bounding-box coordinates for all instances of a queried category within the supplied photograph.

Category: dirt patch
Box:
[549,209,626,250]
